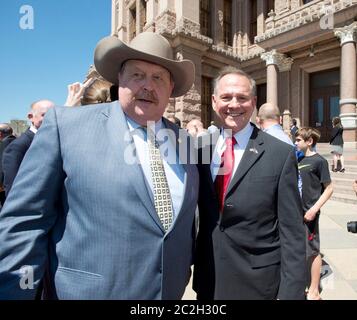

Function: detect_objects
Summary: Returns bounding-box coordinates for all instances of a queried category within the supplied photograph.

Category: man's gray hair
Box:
[213,66,256,97]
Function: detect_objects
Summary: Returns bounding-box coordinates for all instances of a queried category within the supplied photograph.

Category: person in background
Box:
[256,102,294,146]
[330,116,345,172]
[2,100,54,196]
[290,118,299,143]
[167,116,181,128]
[186,119,208,138]
[207,121,219,134]
[81,77,112,105]
[0,123,16,206]
[64,78,96,107]
[295,127,333,300]
[109,84,119,102]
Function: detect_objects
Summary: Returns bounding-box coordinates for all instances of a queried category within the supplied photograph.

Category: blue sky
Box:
[0,0,111,123]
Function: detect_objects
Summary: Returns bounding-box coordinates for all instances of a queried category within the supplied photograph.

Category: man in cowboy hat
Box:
[0,32,198,299]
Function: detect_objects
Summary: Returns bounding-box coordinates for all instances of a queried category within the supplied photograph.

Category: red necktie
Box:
[215,136,237,213]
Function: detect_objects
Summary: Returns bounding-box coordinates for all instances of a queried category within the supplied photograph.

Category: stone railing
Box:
[255,0,357,43]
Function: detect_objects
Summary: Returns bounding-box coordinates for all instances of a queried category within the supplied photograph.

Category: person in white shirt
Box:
[256,102,294,146]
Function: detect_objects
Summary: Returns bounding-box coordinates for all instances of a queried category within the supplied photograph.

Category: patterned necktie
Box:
[215,136,237,213]
[146,128,174,232]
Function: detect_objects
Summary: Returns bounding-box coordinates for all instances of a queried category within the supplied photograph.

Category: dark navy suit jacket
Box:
[193,125,306,300]
[2,129,34,196]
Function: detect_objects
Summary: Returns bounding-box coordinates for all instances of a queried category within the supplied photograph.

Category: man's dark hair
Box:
[174,117,181,127]
[110,85,119,101]
[296,127,321,147]
[0,124,13,136]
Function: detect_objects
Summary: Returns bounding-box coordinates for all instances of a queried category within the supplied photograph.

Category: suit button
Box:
[159,267,162,273]
[225,203,233,208]
[219,226,225,232]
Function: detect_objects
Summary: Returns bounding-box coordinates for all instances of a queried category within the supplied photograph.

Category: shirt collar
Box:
[221,122,253,146]
[29,125,38,134]
[263,123,281,133]
[126,115,164,133]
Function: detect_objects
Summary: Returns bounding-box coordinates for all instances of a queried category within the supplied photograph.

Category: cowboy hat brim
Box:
[94,36,195,98]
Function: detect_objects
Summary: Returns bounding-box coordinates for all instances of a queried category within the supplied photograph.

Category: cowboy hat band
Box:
[94,32,195,97]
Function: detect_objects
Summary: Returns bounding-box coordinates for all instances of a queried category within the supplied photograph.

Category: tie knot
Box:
[226,136,237,147]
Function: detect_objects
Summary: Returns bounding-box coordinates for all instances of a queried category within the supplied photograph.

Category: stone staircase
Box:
[316,143,357,205]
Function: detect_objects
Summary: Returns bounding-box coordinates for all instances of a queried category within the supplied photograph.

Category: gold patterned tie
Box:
[146,127,174,232]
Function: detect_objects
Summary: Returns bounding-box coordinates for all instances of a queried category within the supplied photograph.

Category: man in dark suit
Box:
[0,124,16,206]
[2,100,54,196]
[193,67,306,300]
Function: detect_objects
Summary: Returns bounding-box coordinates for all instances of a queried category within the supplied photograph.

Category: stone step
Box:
[332,184,356,195]
[329,165,357,173]
[331,192,357,205]
[322,159,357,166]
[331,177,355,186]
[330,171,356,180]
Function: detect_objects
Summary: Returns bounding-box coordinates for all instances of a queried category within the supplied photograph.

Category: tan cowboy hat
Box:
[94,32,195,97]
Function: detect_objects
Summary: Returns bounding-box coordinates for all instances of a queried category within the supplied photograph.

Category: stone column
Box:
[283,109,292,137]
[335,22,357,147]
[111,0,118,35]
[175,0,200,33]
[145,0,156,31]
[115,0,126,40]
[257,0,265,36]
[260,50,293,107]
[136,0,141,34]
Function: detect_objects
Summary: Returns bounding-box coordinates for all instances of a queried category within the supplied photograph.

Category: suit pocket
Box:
[249,248,281,269]
[55,267,104,299]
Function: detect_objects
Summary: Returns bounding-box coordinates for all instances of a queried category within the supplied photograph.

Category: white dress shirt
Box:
[29,125,38,134]
[126,116,185,221]
[211,123,254,182]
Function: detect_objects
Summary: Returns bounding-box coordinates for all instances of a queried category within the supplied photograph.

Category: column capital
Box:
[260,50,294,71]
[334,22,357,46]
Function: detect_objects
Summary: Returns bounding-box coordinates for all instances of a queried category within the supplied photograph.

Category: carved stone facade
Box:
[111,0,357,146]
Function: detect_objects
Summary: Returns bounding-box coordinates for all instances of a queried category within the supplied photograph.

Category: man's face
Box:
[118,60,174,126]
[212,74,256,134]
[28,100,54,129]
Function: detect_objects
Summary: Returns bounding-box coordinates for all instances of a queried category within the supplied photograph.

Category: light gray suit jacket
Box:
[0,101,199,299]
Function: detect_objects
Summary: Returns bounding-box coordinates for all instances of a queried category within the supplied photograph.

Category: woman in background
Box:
[330,116,345,172]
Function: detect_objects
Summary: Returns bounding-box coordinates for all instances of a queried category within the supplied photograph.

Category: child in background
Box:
[295,127,333,300]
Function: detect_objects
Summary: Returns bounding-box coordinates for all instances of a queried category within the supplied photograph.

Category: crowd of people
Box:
[0,31,355,300]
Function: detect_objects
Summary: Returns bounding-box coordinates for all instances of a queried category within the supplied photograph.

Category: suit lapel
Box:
[226,126,265,196]
[102,102,163,231]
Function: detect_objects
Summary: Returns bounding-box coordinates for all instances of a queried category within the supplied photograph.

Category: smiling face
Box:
[212,73,256,134]
[118,60,174,126]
